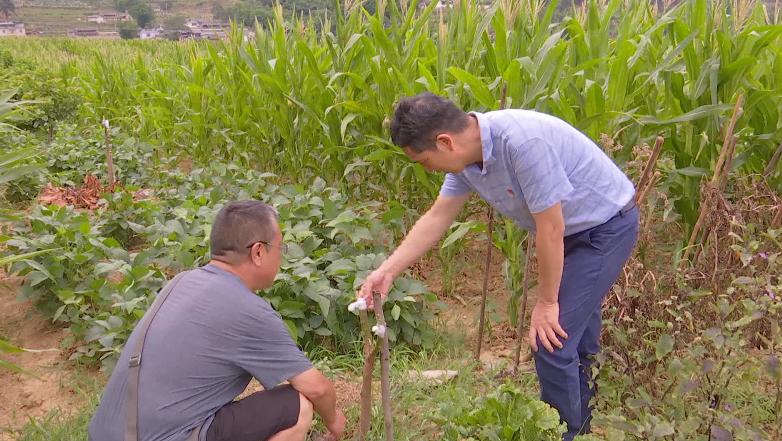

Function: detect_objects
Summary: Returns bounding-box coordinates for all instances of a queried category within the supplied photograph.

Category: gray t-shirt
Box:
[88,264,313,441]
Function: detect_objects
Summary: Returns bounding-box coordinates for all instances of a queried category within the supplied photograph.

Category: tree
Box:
[220,1,274,27]
[0,0,15,20]
[212,3,226,20]
[163,14,186,30]
[113,0,132,12]
[129,2,155,29]
[118,21,139,39]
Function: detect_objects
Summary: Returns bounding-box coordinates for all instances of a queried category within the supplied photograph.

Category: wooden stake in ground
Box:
[474,206,494,362]
[474,84,508,362]
[512,234,534,374]
[372,291,393,441]
[357,308,377,441]
[102,119,116,188]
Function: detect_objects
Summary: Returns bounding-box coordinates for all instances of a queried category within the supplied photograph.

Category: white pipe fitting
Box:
[347,298,368,313]
[372,324,387,337]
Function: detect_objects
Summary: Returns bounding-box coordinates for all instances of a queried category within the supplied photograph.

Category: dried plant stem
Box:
[682,94,743,266]
[772,205,782,229]
[636,136,664,205]
[512,234,535,374]
[764,140,782,178]
[718,136,739,192]
[713,95,744,185]
[372,292,393,441]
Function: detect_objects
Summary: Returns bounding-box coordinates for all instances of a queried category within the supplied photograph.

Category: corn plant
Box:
[491,218,533,328]
[439,219,486,296]
[8,0,776,216]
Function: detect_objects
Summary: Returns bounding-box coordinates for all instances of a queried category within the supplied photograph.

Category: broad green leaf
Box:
[391,304,401,321]
[447,67,496,109]
[655,334,674,360]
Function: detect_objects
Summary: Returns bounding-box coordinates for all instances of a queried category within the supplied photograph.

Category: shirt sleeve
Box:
[233,302,313,389]
[439,173,472,197]
[510,137,573,213]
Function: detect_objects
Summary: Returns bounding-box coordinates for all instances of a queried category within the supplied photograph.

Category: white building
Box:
[139,27,163,39]
[184,19,230,40]
[185,19,229,30]
[0,22,26,37]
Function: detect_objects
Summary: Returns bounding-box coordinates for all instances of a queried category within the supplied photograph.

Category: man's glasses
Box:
[246,240,288,254]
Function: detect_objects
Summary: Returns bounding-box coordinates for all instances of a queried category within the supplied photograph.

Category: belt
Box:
[619,199,636,216]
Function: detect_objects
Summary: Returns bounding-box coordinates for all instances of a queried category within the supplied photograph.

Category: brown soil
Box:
[0,275,98,434]
[418,233,539,372]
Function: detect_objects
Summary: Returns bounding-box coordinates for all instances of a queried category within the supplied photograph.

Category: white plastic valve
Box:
[371,324,387,337]
[347,298,367,313]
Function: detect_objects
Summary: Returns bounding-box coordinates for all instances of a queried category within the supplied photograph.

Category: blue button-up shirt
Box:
[440,110,635,236]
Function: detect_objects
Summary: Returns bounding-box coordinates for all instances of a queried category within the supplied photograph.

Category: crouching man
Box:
[89,200,346,441]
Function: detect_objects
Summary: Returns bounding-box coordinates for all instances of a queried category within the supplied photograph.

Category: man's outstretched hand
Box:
[358,269,395,308]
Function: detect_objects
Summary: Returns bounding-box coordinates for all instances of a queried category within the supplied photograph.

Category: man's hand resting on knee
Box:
[289,368,346,440]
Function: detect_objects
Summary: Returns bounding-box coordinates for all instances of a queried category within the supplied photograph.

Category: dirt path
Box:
[0,276,99,435]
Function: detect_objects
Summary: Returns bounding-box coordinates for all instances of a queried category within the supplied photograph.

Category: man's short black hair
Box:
[390,93,471,153]
[210,200,278,264]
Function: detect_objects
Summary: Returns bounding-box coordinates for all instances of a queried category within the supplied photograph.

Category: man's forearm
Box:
[535,228,564,304]
[306,387,338,425]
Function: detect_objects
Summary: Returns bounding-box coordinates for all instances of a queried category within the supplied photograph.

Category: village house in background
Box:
[139,26,163,39]
[0,21,26,36]
[184,18,229,40]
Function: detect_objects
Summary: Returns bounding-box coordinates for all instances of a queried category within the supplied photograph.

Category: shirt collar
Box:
[203,262,243,284]
[469,111,495,175]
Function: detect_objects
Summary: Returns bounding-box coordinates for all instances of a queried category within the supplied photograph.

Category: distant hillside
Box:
[11,0,338,35]
[13,0,218,35]
[9,0,782,36]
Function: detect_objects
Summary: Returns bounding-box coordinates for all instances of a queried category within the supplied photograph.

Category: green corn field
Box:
[1,0,780,439]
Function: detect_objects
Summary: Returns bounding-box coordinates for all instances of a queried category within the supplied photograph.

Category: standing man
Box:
[90,200,346,441]
[359,93,638,440]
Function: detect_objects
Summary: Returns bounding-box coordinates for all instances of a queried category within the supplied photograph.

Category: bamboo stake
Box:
[372,291,393,441]
[474,83,508,362]
[512,234,534,374]
[682,94,744,266]
[357,308,376,441]
[636,136,664,205]
[474,207,494,362]
[102,119,116,188]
